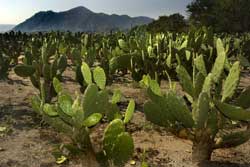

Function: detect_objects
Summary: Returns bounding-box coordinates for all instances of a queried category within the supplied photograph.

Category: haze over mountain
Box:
[13,6,153,32]
[0,24,15,32]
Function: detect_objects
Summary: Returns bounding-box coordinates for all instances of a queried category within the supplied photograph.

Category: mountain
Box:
[0,24,16,33]
[13,6,153,32]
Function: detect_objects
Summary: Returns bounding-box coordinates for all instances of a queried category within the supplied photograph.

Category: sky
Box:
[0,0,193,25]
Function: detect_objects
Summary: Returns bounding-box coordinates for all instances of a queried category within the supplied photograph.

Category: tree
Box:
[147,13,187,33]
[187,0,250,32]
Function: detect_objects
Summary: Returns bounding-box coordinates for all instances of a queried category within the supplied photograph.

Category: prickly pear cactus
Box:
[143,38,250,163]
[29,65,135,165]
[109,54,132,74]
[103,119,134,166]
[14,40,68,103]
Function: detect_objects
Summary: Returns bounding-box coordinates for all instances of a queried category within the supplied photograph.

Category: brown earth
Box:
[0,68,250,167]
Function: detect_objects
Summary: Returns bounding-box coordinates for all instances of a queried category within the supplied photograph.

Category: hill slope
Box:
[13,6,153,32]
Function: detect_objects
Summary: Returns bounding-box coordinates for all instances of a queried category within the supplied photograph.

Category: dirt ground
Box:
[1,68,250,167]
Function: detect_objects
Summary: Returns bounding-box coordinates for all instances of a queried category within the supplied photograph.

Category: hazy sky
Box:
[0,0,193,24]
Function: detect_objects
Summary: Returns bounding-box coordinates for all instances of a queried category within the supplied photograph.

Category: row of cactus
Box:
[143,38,250,163]
[31,63,135,166]
[2,28,250,84]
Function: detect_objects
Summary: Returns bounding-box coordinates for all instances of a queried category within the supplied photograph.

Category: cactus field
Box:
[1,29,250,167]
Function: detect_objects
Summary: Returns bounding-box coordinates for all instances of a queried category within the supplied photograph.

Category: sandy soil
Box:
[1,69,250,167]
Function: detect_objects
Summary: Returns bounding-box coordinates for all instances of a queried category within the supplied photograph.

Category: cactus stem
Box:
[192,140,213,163]
[192,130,214,163]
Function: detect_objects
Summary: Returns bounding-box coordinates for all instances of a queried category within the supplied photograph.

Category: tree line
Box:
[147,0,250,33]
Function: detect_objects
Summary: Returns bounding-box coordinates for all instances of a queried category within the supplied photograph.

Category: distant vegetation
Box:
[187,0,250,32]
[147,13,187,33]
[146,0,250,33]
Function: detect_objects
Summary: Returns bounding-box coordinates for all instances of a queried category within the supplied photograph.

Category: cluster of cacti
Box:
[108,28,224,83]
[0,31,29,79]
[31,63,135,166]
[2,29,250,165]
[143,38,250,163]
[1,29,250,84]
[14,39,67,102]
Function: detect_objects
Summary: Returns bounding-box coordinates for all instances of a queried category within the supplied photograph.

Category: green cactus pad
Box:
[193,92,209,129]
[82,84,99,117]
[81,62,92,85]
[57,105,74,125]
[93,67,106,90]
[96,89,109,113]
[43,63,51,80]
[221,61,240,102]
[14,65,36,77]
[207,108,218,136]
[71,96,85,129]
[82,113,102,127]
[53,77,63,94]
[166,53,172,68]
[112,132,134,166]
[149,79,162,96]
[57,55,67,73]
[109,54,131,73]
[236,86,250,109]
[144,101,171,127]
[111,89,122,104]
[216,101,250,121]
[176,65,194,97]
[216,130,250,148]
[124,99,135,124]
[194,55,207,76]
[211,38,226,83]
[202,73,213,94]
[166,92,194,128]
[43,115,73,135]
[82,84,109,118]
[118,39,129,51]
[31,95,42,114]
[194,72,205,98]
[103,119,125,157]
[43,103,58,117]
[106,103,121,121]
[58,93,73,116]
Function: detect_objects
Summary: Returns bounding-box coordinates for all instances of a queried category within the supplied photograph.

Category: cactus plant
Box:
[14,40,67,103]
[103,119,134,166]
[143,38,250,163]
[30,64,134,166]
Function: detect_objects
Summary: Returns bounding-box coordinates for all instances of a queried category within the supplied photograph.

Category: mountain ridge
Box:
[13,6,153,32]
